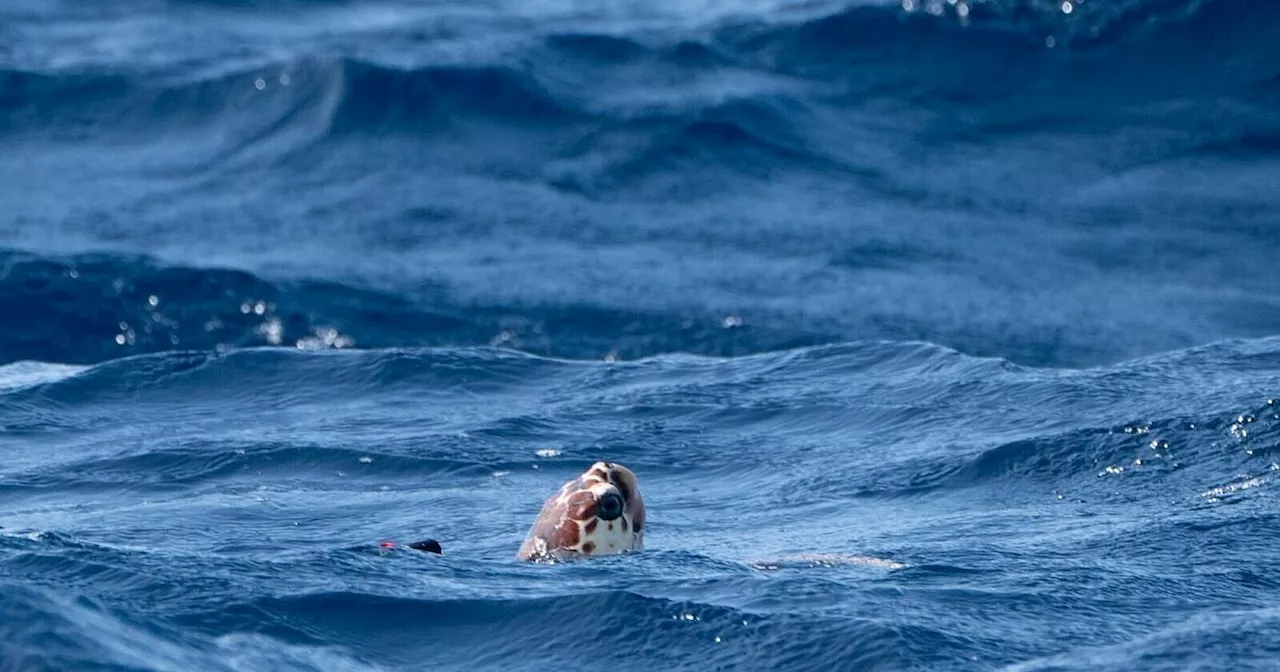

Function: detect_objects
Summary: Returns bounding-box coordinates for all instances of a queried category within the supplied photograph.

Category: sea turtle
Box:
[383,461,643,562]
[515,460,644,562]
[389,460,900,570]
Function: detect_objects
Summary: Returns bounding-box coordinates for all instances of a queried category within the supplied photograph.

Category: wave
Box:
[0,579,984,672]
[726,0,1280,56]
[9,246,1278,373]
[3,337,1278,671]
[328,59,581,133]
[0,585,385,672]
[12,540,1276,671]
[5,322,1275,410]
[0,55,582,139]
[1007,606,1280,671]
[3,331,1276,499]
[4,0,1277,176]
[0,248,830,367]
[230,588,1002,672]
[887,396,1279,496]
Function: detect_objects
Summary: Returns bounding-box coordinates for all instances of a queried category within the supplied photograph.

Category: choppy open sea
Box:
[3,0,1279,670]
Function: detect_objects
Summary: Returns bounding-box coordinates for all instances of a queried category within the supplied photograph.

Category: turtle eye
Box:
[596,491,624,521]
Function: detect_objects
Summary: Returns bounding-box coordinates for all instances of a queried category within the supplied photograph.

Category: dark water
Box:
[2,0,1279,669]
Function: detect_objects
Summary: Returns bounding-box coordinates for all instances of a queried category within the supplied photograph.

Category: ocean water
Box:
[2,0,1279,670]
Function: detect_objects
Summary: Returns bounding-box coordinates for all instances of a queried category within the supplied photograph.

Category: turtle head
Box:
[516,461,645,561]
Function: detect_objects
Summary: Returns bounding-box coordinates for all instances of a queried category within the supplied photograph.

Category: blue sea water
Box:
[2,0,1280,669]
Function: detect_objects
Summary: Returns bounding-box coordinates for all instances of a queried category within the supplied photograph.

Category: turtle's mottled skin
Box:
[517,461,645,562]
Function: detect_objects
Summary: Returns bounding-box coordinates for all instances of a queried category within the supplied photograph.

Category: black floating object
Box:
[408,539,443,554]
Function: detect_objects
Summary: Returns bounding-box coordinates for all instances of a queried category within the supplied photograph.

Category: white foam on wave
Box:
[0,361,89,393]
